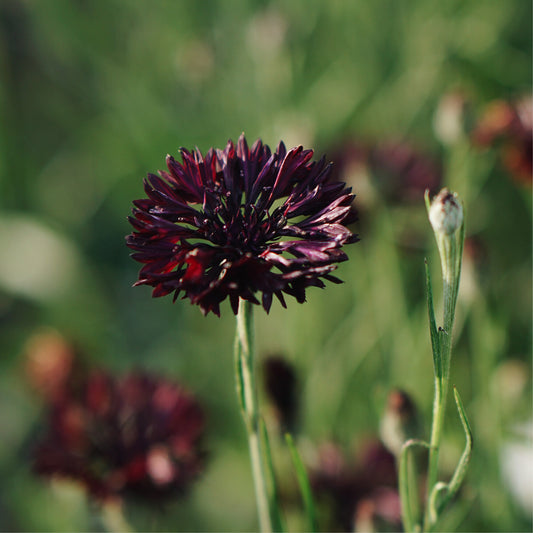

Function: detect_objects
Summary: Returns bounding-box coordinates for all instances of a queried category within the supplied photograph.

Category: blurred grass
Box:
[0,0,531,531]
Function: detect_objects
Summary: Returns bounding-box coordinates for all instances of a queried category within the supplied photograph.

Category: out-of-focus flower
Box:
[459,236,489,304]
[500,420,533,517]
[353,488,402,532]
[433,91,474,145]
[126,134,358,316]
[491,359,531,414]
[328,139,442,207]
[472,96,532,185]
[175,39,214,86]
[24,330,85,403]
[380,389,421,457]
[33,371,205,503]
[311,439,399,532]
[262,355,299,434]
[369,141,443,203]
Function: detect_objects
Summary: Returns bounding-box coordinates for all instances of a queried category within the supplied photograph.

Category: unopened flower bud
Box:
[428,188,463,235]
[380,389,421,456]
[24,330,84,402]
[262,355,299,433]
[433,91,472,145]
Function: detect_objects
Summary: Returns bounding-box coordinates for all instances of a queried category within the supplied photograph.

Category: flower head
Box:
[311,439,399,531]
[368,141,442,202]
[126,134,358,316]
[33,371,205,503]
[472,96,532,186]
[327,138,442,209]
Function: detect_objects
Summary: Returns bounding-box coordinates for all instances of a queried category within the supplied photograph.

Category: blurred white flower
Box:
[0,214,81,301]
[500,420,533,515]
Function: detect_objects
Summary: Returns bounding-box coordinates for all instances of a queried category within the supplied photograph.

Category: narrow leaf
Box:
[425,259,441,379]
[447,387,473,499]
[429,482,449,526]
[285,433,318,533]
[424,189,432,215]
[432,387,473,520]
[454,214,466,299]
[261,419,285,532]
[399,439,430,533]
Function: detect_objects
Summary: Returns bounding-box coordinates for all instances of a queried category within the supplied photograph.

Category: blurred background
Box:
[0,0,531,531]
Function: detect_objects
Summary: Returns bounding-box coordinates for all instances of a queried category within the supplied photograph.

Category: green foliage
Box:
[0,0,531,531]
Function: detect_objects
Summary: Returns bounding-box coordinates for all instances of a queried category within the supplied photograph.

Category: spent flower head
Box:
[126,134,358,316]
[33,371,205,503]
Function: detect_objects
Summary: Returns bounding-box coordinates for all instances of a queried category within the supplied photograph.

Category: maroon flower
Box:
[126,134,358,316]
[33,371,205,502]
[472,96,532,186]
[311,439,400,531]
[328,139,442,206]
[368,141,443,202]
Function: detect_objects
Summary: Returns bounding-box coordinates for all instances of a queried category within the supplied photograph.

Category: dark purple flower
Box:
[126,134,358,316]
[328,138,442,205]
[33,371,205,503]
[368,141,443,202]
[311,439,399,532]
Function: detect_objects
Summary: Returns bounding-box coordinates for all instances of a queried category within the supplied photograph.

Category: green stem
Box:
[235,299,273,533]
[425,372,448,531]
[424,221,464,531]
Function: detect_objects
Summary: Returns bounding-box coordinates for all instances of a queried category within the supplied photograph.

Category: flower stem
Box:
[423,190,465,531]
[235,299,273,532]
[425,372,448,531]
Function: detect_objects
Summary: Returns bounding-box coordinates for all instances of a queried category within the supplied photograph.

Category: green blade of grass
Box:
[260,419,285,533]
[428,387,473,528]
[285,433,318,533]
[399,439,430,532]
[425,259,441,379]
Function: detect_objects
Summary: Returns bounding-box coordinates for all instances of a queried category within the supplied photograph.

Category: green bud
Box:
[380,389,421,457]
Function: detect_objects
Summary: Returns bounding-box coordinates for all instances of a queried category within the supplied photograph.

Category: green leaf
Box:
[454,212,466,299]
[429,482,449,526]
[429,387,473,526]
[261,419,285,532]
[424,189,432,214]
[233,331,246,412]
[399,439,430,533]
[285,433,318,533]
[447,387,473,500]
[425,259,441,379]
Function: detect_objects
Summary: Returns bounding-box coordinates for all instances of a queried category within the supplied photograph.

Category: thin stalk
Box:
[424,199,464,531]
[426,236,455,507]
[425,372,448,530]
[235,299,273,533]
